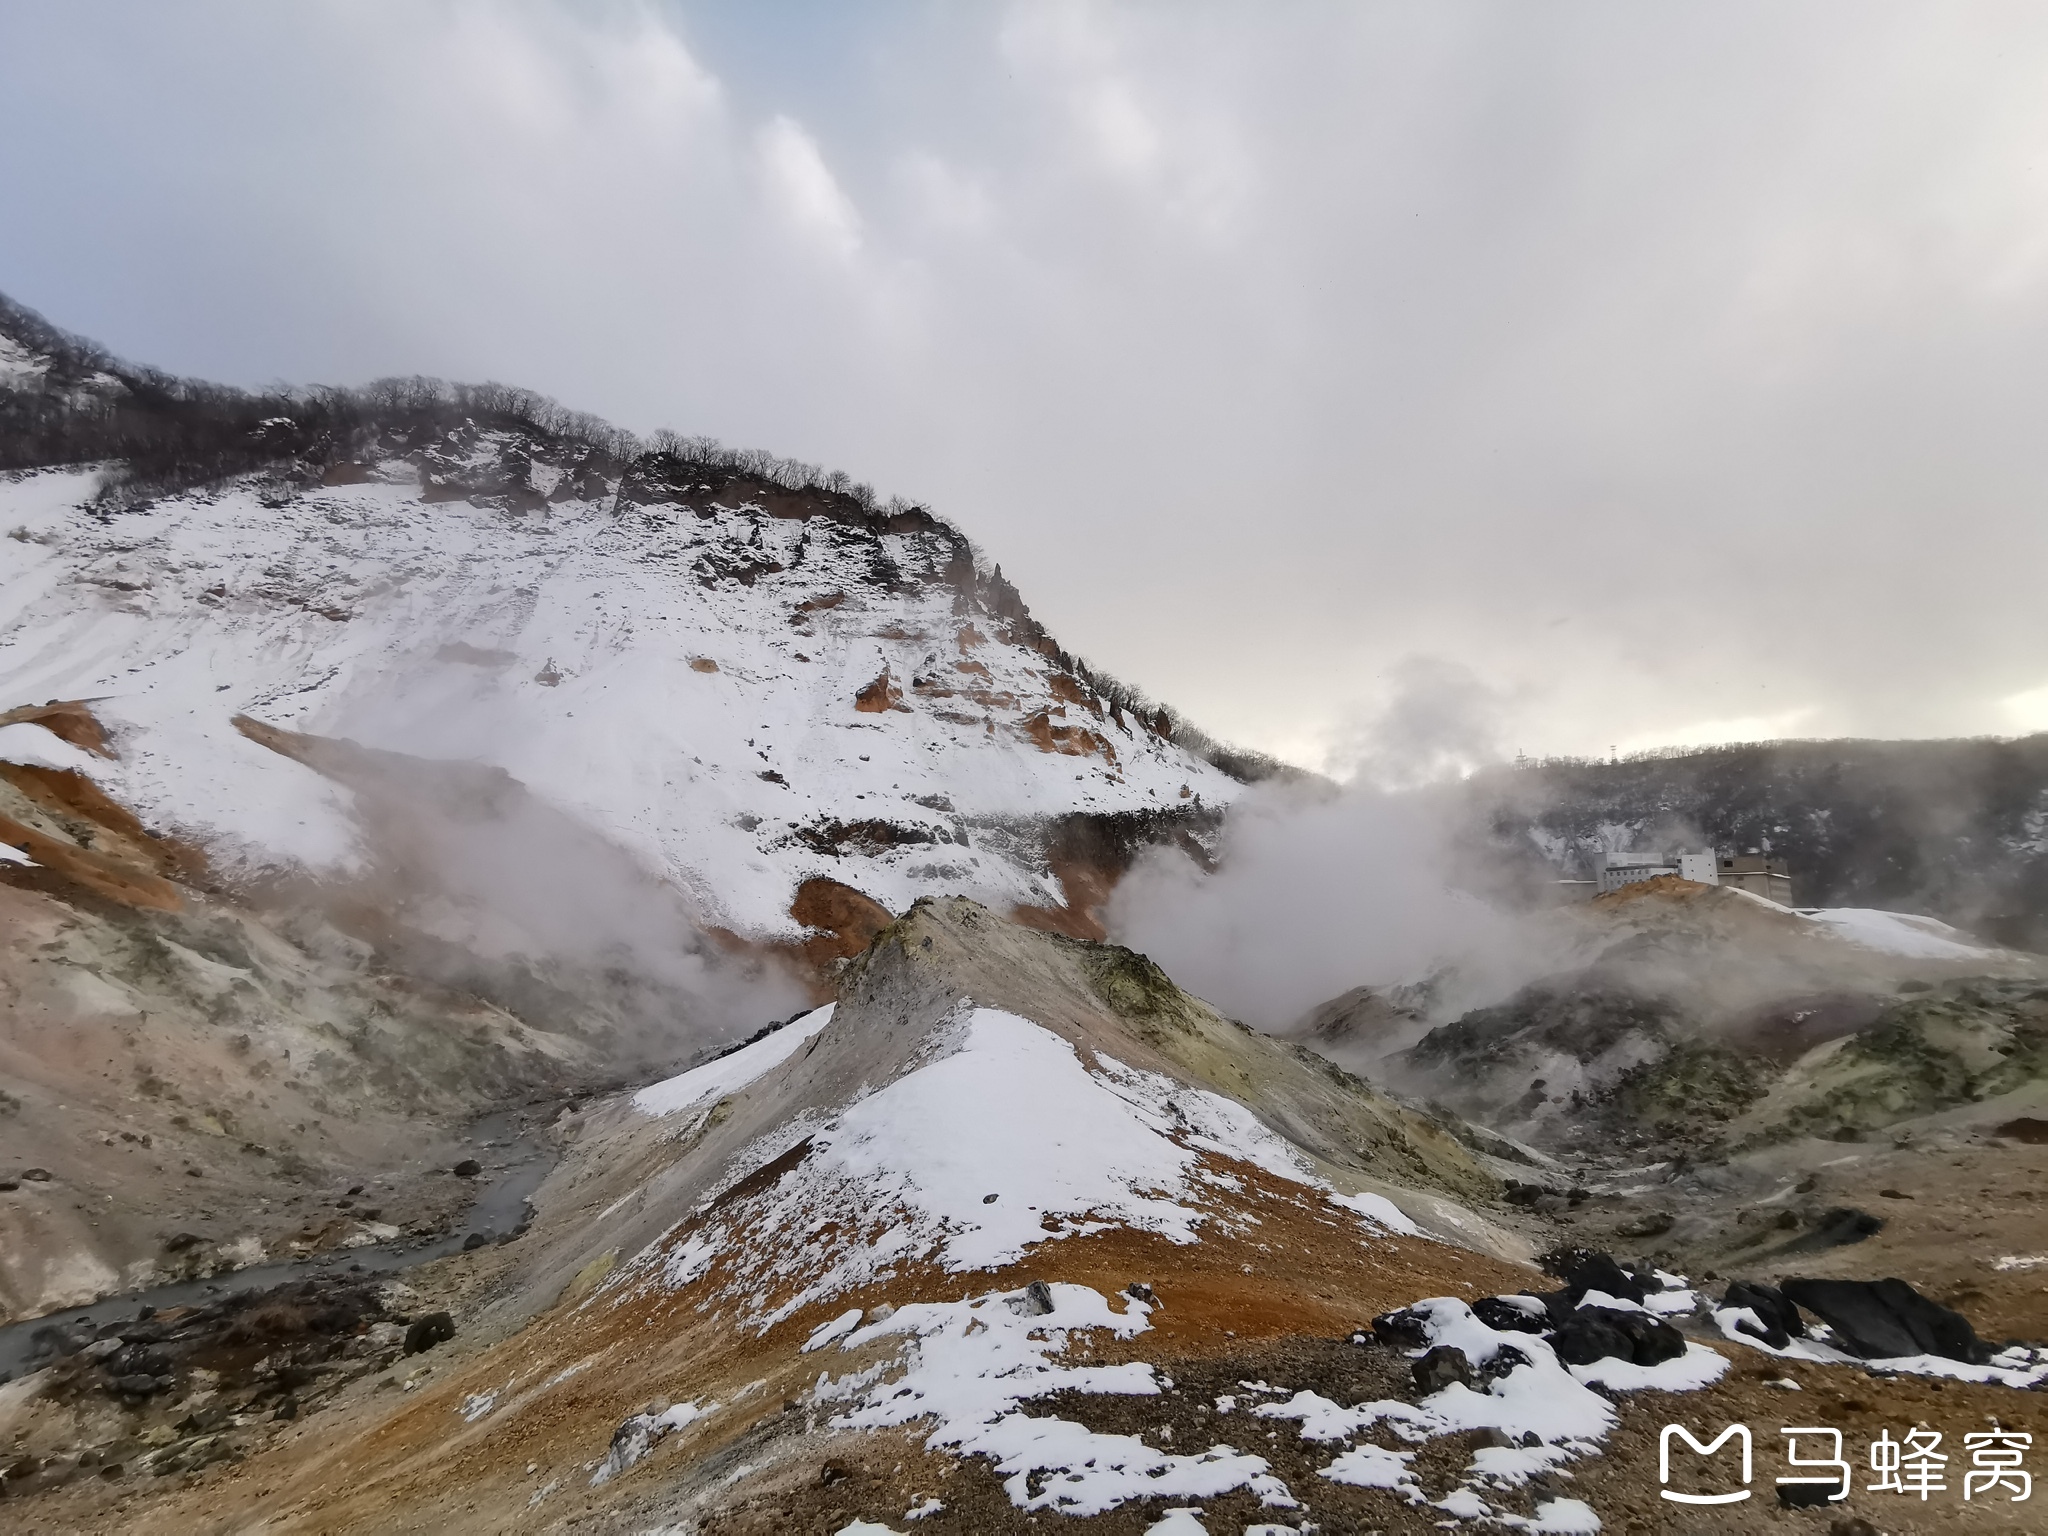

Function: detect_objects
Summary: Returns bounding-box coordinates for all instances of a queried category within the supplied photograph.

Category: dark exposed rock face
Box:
[1779,1277,1989,1364]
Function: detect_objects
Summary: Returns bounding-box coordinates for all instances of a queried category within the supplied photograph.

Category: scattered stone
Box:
[28,1321,94,1359]
[452,1159,481,1177]
[1125,1283,1155,1305]
[462,1232,492,1252]
[1995,1116,2048,1144]
[1828,1517,1879,1536]
[1877,1188,1911,1199]
[163,1233,204,1252]
[20,1168,51,1182]
[1412,1345,1475,1394]
[818,1458,853,1486]
[403,1312,456,1355]
[1008,1281,1055,1317]
[1780,1207,1884,1252]
[1613,1210,1674,1239]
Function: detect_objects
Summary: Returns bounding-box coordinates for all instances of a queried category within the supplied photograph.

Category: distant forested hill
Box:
[1467,736,2048,950]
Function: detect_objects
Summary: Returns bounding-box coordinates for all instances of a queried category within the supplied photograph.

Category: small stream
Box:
[0,1112,559,1380]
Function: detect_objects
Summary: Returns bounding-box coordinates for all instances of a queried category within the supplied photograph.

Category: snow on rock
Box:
[1326,1190,1422,1236]
[634,1004,836,1117]
[0,465,1240,933]
[1256,1296,1724,1525]
[1710,1306,2048,1387]
[1802,906,1999,960]
[590,1399,716,1485]
[806,1280,1727,1525]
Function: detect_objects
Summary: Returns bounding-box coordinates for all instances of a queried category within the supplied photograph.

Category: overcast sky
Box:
[5,1,2048,771]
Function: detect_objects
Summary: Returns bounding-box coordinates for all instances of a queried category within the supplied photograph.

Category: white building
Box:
[1593,849,1719,895]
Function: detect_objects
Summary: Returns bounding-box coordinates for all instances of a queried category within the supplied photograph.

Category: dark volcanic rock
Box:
[1551,1306,1685,1368]
[1796,1207,1885,1250]
[403,1312,456,1355]
[1721,1280,1805,1350]
[1472,1295,1552,1335]
[1412,1345,1475,1394]
[1779,1277,1988,1364]
[1542,1248,1650,1305]
[1370,1308,1431,1350]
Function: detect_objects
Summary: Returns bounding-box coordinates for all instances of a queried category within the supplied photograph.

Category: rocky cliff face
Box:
[0,292,1248,960]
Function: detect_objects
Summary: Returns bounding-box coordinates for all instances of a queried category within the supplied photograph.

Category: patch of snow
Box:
[834,1524,905,1536]
[1992,1253,2048,1271]
[0,721,99,771]
[1568,1343,1728,1393]
[903,1497,944,1520]
[1524,1497,1603,1533]
[1326,1190,1421,1236]
[822,1282,1293,1517]
[804,1307,864,1353]
[1803,906,1999,960]
[634,1004,836,1116]
[0,842,33,866]
[459,1388,501,1423]
[1319,1442,1422,1497]
[1143,1512,1210,1535]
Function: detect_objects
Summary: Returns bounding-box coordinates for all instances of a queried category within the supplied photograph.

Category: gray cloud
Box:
[5,1,2048,766]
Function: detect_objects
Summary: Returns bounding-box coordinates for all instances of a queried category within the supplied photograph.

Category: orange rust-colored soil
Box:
[789,876,896,968]
[853,667,906,714]
[0,758,204,911]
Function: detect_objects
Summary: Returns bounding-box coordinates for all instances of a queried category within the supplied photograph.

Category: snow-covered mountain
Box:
[0,296,1243,943]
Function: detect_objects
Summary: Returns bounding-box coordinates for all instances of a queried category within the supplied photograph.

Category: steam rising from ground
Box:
[267,697,808,1068]
[1107,654,1538,1029]
[1106,777,1535,1031]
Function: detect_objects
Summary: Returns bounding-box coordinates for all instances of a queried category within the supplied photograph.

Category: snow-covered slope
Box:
[0,449,1236,938]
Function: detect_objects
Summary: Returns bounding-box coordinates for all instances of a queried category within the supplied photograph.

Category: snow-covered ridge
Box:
[0,443,1238,935]
[602,1006,1422,1340]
